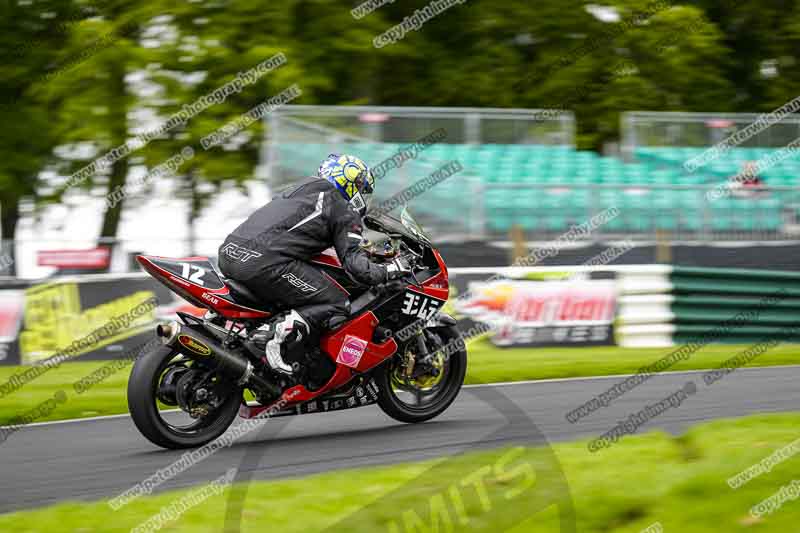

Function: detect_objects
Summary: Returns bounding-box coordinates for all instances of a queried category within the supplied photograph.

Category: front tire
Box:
[376,325,467,424]
[128,343,242,449]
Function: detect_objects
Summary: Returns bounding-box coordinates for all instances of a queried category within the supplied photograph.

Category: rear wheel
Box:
[128,343,243,449]
[375,325,466,424]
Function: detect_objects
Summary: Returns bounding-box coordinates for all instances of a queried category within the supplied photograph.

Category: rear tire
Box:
[128,343,242,449]
[376,325,467,424]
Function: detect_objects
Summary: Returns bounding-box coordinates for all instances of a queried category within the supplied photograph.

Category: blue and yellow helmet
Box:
[317,154,375,216]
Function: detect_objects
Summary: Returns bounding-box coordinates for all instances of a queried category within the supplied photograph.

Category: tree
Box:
[132,0,306,253]
[40,0,158,247]
[0,0,78,273]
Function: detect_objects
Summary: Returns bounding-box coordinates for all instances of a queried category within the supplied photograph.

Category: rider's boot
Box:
[264,310,310,375]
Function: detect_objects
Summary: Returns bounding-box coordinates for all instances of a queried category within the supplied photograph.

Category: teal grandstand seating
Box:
[272,142,791,235]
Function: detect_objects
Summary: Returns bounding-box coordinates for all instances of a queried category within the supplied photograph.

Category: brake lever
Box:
[402,254,423,289]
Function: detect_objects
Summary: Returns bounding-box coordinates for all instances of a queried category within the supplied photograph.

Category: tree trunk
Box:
[0,192,19,276]
[187,171,199,256]
[98,56,128,248]
[99,156,128,240]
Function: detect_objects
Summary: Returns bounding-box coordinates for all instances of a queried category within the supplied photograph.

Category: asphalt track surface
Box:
[1,365,799,514]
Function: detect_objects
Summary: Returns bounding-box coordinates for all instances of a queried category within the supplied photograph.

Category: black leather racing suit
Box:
[217,177,389,330]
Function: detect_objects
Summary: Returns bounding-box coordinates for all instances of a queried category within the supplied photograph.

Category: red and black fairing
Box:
[253,310,399,412]
[136,255,271,320]
[138,214,452,420]
[239,243,451,417]
[369,246,448,324]
[319,249,449,375]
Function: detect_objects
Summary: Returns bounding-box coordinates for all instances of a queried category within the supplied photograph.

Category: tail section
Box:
[136,255,271,319]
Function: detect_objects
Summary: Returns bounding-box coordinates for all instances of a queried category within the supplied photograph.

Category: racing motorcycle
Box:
[128,208,466,449]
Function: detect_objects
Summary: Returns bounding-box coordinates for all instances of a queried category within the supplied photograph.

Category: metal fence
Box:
[266,105,575,147]
[477,182,799,242]
[264,106,573,180]
[264,107,798,243]
[265,108,799,243]
[621,111,800,160]
[265,105,574,241]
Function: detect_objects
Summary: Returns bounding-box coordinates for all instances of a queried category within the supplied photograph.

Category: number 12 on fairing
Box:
[400,292,441,319]
[180,263,206,285]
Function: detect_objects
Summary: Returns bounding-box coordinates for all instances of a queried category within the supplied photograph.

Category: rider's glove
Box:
[385,256,412,281]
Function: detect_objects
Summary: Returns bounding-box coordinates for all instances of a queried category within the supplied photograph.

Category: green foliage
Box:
[0,0,77,242]
[1,0,794,239]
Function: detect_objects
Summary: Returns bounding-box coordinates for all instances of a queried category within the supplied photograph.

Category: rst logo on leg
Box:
[282,273,318,293]
[221,242,263,263]
[401,291,442,319]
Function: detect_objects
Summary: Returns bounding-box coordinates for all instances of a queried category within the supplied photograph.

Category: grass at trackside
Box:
[2,412,800,532]
[1,340,800,425]
[464,339,800,384]
[0,358,134,425]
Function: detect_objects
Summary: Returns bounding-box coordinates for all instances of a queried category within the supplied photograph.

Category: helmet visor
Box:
[353,169,374,212]
[361,170,375,194]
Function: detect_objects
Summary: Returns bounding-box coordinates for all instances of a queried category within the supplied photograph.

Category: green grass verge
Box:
[464,339,800,384]
[2,412,800,532]
[0,357,134,425]
[1,340,799,425]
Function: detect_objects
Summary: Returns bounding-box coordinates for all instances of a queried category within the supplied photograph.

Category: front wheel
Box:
[128,343,243,449]
[375,325,467,424]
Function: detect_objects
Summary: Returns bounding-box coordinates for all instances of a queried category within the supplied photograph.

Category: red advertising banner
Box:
[37,248,111,269]
[0,290,24,364]
[455,279,617,347]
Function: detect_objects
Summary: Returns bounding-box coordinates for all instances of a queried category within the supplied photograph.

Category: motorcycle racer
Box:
[217,154,411,377]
